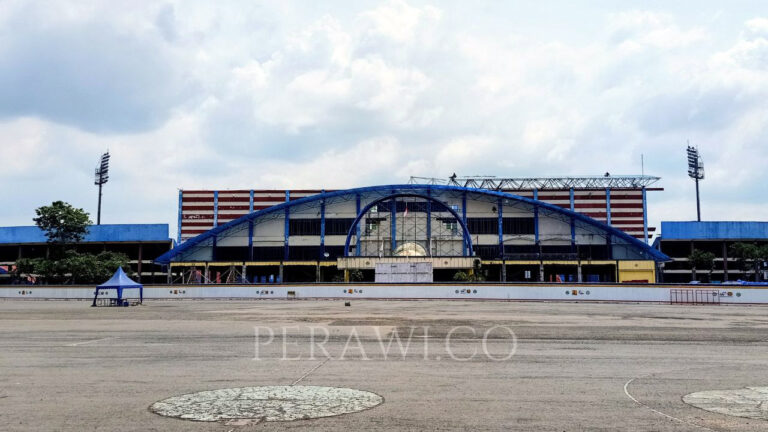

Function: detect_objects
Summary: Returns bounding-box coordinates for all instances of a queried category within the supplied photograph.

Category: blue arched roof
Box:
[156,184,668,263]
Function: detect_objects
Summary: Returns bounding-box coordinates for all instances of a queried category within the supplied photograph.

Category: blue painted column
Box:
[213,190,219,227]
[177,190,183,244]
[605,188,612,225]
[248,190,255,261]
[319,191,326,259]
[248,221,254,261]
[390,198,397,254]
[426,191,432,256]
[642,186,649,244]
[355,194,361,256]
[569,188,576,250]
[284,191,290,261]
[533,189,540,245]
[497,197,504,258]
[462,192,468,256]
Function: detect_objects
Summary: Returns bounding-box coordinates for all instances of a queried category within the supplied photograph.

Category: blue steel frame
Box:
[320,190,326,259]
[283,191,290,261]
[177,190,183,244]
[155,184,669,264]
[642,186,648,244]
[342,192,474,257]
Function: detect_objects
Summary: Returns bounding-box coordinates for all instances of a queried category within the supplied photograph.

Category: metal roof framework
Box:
[155,184,669,264]
[408,175,661,190]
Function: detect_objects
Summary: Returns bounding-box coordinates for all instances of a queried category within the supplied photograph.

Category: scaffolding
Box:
[408,175,661,190]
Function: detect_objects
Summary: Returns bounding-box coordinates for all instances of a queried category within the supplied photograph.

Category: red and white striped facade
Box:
[178,187,658,243]
[504,189,657,240]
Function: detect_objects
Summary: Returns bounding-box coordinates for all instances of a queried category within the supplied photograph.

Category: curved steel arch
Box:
[155,184,668,264]
[342,192,473,257]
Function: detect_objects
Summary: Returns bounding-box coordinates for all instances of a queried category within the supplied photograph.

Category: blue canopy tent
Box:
[92,267,143,307]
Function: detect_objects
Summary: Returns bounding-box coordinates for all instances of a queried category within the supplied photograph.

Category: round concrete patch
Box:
[683,386,768,420]
[150,386,383,424]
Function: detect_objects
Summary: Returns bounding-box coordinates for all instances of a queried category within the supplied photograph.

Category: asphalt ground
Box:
[1,299,767,431]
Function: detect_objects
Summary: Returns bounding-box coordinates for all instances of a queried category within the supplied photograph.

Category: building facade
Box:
[160,184,667,284]
[0,224,174,284]
[177,175,661,243]
[654,221,768,283]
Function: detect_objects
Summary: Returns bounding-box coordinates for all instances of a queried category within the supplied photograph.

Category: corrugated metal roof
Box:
[659,221,768,240]
[0,224,171,244]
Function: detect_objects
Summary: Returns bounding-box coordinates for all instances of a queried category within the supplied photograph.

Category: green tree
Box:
[730,243,760,281]
[687,249,716,282]
[33,201,91,246]
[14,201,130,284]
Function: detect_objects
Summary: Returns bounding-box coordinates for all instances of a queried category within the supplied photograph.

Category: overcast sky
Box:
[1,0,766,238]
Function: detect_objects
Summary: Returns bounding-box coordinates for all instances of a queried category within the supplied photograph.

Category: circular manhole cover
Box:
[683,386,768,420]
[150,386,383,424]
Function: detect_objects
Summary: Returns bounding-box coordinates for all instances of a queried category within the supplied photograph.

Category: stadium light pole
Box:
[94,151,110,225]
[686,145,704,222]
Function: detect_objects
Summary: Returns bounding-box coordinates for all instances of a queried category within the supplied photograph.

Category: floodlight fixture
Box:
[94,151,110,225]
[686,145,704,221]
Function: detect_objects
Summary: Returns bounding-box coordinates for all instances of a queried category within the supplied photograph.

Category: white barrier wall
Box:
[2,284,768,304]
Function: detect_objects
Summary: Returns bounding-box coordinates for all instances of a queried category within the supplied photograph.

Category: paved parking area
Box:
[1,299,767,431]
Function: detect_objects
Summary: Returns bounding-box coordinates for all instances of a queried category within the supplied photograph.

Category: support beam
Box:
[177,190,183,244]
[426,197,432,256]
[533,189,540,245]
[247,221,254,261]
[497,197,504,258]
[390,198,397,254]
[722,241,729,282]
[355,193,361,257]
[284,191,290,261]
[213,190,219,228]
[462,192,468,256]
[605,188,612,225]
[249,190,254,213]
[137,244,143,283]
[642,186,649,244]
[319,191,326,260]
[569,187,576,251]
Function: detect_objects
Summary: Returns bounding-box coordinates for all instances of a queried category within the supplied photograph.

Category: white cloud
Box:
[1,1,767,237]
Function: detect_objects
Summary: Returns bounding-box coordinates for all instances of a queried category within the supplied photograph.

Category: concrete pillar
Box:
[204,262,209,284]
[722,241,729,282]
[137,244,143,283]
[279,263,284,284]
[577,261,582,283]
[539,262,545,282]
[501,261,507,282]
[316,262,321,282]
[344,269,350,282]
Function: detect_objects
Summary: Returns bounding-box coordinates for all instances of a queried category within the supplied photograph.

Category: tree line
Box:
[688,243,768,283]
[14,201,131,284]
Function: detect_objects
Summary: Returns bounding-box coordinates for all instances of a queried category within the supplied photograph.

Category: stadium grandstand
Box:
[160,181,667,284]
[178,175,661,243]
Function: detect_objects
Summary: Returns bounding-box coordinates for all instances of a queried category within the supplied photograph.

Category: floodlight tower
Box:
[686,145,704,221]
[94,151,110,225]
